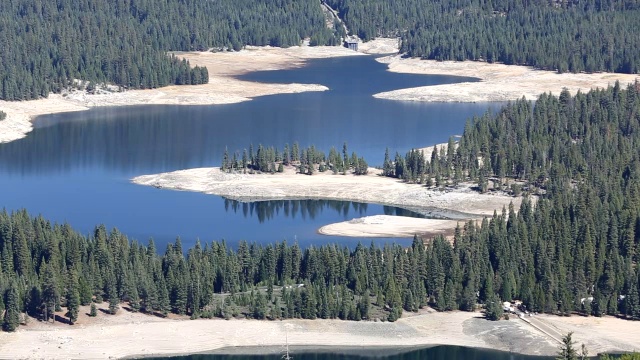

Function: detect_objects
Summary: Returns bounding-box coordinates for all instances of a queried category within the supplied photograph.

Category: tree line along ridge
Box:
[221,142,368,175]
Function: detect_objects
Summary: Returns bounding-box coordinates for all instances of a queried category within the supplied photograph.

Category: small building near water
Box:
[345,39,359,51]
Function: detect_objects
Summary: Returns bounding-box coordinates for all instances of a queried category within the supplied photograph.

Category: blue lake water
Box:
[0,55,502,250]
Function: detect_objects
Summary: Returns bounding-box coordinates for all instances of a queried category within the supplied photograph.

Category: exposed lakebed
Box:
[0,55,502,250]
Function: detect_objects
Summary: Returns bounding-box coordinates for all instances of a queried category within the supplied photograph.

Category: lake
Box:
[0,55,502,250]
[144,345,554,360]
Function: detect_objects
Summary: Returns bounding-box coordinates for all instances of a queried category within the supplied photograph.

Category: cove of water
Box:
[0,55,503,250]
[144,345,554,360]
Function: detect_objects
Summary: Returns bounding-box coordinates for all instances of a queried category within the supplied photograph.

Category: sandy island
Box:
[0,302,638,359]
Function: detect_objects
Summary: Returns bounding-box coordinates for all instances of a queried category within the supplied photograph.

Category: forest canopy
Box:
[326,0,640,74]
[0,0,341,101]
[3,0,638,101]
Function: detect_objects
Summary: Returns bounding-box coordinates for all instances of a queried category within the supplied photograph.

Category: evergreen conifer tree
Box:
[65,271,80,324]
[2,285,20,332]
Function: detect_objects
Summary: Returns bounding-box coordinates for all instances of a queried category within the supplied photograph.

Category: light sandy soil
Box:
[0,45,364,144]
[132,166,518,217]
[534,314,640,355]
[0,302,637,359]
[374,55,640,102]
[318,215,460,238]
[4,37,635,143]
[132,165,519,238]
[357,37,402,54]
[0,97,89,144]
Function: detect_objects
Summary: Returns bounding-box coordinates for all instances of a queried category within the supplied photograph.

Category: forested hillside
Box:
[0,0,340,101]
[2,84,640,331]
[326,0,640,73]
[4,0,637,101]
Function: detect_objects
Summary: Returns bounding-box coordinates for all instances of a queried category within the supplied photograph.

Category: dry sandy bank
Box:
[318,215,460,238]
[1,302,637,359]
[132,166,519,238]
[132,166,518,217]
[374,55,639,102]
[0,45,364,144]
[356,37,401,54]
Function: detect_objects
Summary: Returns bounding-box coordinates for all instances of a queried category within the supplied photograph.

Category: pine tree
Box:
[78,277,93,306]
[2,284,21,332]
[158,281,170,317]
[12,227,30,277]
[129,286,141,313]
[556,332,578,360]
[222,147,229,171]
[89,303,97,317]
[484,293,503,321]
[108,282,119,315]
[383,148,393,176]
[342,142,349,172]
[359,290,370,320]
[42,261,59,322]
[65,271,80,324]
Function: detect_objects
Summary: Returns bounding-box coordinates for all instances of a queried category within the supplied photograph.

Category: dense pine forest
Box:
[326,0,640,73]
[3,83,640,331]
[4,0,639,101]
[0,0,341,101]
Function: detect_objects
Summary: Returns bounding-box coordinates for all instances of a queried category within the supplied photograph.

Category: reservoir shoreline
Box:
[0,45,363,145]
[131,165,521,238]
[373,55,639,103]
[1,39,640,360]
[2,38,637,145]
[1,302,638,360]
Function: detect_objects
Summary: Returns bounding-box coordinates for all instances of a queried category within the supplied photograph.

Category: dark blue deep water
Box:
[0,55,502,250]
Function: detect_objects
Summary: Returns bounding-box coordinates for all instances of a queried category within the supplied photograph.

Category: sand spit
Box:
[318,215,460,238]
[132,167,519,218]
[374,55,639,102]
[1,301,638,360]
[0,45,366,144]
[132,166,520,238]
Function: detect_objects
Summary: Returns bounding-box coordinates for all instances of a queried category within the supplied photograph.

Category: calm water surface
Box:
[146,346,553,360]
[0,55,502,249]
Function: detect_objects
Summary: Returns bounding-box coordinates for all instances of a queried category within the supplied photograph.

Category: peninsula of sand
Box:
[2,38,638,144]
[132,164,522,238]
[372,54,639,102]
[0,302,638,359]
